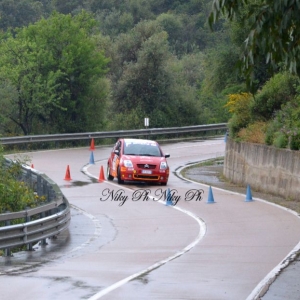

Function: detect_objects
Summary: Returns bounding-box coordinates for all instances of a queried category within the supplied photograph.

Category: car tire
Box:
[161,182,167,186]
[117,167,124,184]
[107,165,114,180]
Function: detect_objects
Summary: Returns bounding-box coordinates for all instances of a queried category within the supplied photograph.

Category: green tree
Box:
[96,9,134,37]
[156,13,183,54]
[52,0,88,14]
[251,72,299,120]
[107,19,204,129]
[0,0,46,31]
[0,11,109,135]
[125,0,153,24]
[201,44,242,95]
[0,34,63,135]
[209,0,300,84]
[113,28,171,114]
[227,8,271,91]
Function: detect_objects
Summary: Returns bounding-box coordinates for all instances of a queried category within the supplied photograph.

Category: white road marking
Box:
[82,163,207,300]
[176,161,300,300]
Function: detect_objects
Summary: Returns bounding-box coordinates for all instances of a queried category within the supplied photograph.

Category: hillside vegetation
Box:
[0,0,299,149]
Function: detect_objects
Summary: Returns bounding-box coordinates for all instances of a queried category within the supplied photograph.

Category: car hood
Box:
[122,155,165,163]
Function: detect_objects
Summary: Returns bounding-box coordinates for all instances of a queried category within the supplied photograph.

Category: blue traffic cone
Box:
[165,188,173,206]
[245,185,253,202]
[207,186,215,204]
[89,151,95,164]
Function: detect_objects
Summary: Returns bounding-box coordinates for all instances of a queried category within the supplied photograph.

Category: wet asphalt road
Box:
[1,138,300,299]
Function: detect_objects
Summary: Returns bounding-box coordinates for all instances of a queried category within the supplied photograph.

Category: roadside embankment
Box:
[182,139,300,213]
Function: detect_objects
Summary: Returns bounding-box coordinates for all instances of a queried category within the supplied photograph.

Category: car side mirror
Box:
[165,154,170,158]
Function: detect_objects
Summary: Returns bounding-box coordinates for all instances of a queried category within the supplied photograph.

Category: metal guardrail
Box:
[0,123,228,145]
[0,159,71,256]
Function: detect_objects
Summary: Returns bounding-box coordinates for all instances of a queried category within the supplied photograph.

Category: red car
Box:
[107,138,170,185]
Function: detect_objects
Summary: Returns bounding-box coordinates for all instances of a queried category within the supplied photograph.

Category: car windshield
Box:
[124,141,161,157]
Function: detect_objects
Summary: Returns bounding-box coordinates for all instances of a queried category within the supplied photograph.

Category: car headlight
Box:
[123,160,133,168]
[160,161,168,169]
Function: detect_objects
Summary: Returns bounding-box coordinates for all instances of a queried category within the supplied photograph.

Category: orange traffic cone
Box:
[64,165,72,181]
[98,165,105,182]
[90,138,95,150]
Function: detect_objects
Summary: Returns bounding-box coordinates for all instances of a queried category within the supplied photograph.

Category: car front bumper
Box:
[120,167,169,183]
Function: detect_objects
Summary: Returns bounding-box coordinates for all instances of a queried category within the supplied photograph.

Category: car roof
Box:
[123,138,158,144]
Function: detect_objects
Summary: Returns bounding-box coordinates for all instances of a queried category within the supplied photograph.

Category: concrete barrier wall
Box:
[223,138,300,200]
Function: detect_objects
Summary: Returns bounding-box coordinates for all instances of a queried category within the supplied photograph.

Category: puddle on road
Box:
[184,166,223,184]
[59,178,98,188]
[0,208,99,275]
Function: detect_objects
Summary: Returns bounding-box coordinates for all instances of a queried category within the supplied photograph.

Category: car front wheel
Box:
[107,165,114,180]
[117,167,124,184]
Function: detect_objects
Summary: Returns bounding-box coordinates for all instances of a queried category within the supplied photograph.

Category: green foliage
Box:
[0,11,109,135]
[221,71,299,149]
[228,12,271,92]
[109,19,206,129]
[125,0,153,23]
[251,72,299,120]
[0,1,298,155]
[225,72,300,149]
[290,132,300,151]
[96,10,134,36]
[264,95,300,149]
[83,77,111,131]
[265,120,281,146]
[113,30,171,113]
[224,92,254,138]
[107,105,146,130]
[227,114,242,138]
[0,0,47,31]
[0,148,45,213]
[272,132,288,149]
[201,44,242,95]
[52,0,88,14]
[197,93,230,124]
[0,0,260,137]
[209,0,300,87]
[156,13,183,54]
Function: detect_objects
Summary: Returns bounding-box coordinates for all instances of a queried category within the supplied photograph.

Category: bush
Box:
[237,121,266,143]
[290,132,300,150]
[272,132,288,148]
[251,72,299,120]
[225,92,253,138]
[0,148,45,213]
[265,119,282,145]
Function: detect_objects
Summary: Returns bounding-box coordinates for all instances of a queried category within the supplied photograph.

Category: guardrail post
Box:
[25,208,33,251]
[48,185,54,202]
[43,178,48,200]
[37,174,42,196]
[40,211,48,246]
[4,212,12,257]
